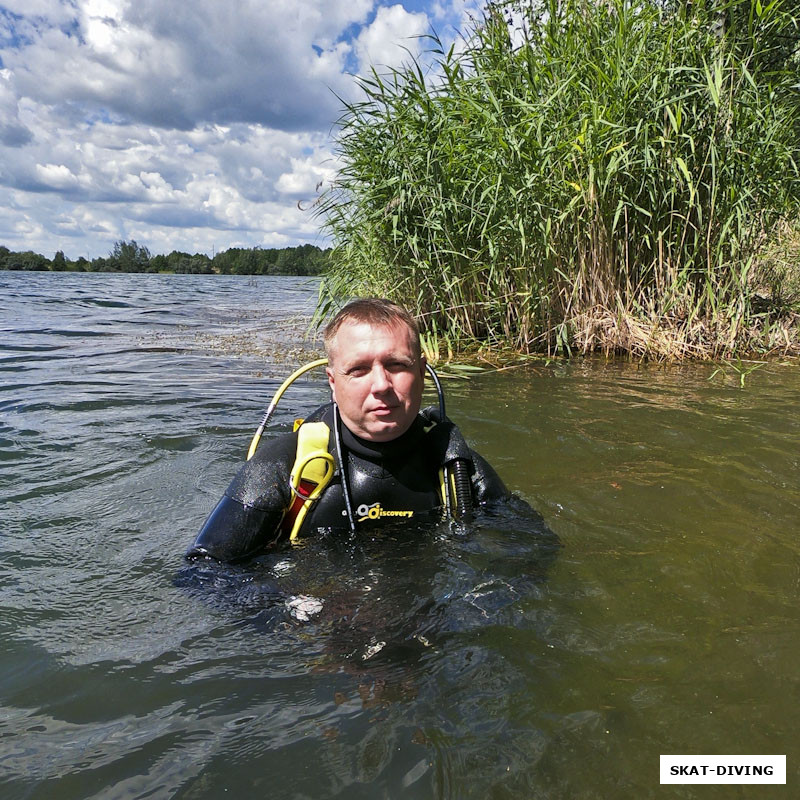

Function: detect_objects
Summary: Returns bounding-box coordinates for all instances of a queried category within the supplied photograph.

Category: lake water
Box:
[1,272,797,799]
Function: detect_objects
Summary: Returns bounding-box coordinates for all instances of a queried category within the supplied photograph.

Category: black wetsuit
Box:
[187,404,508,563]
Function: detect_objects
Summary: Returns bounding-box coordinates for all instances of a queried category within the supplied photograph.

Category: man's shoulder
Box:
[417,407,509,503]
[468,448,509,503]
[244,428,300,468]
[419,406,473,463]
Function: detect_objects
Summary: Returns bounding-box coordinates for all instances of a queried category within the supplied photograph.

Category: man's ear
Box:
[325,366,336,401]
[419,354,427,378]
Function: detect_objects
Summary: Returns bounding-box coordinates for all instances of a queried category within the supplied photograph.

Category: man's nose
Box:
[370,365,392,392]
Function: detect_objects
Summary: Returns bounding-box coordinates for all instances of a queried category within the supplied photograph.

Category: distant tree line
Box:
[0,240,331,276]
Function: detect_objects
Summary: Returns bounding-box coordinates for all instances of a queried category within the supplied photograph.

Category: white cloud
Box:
[34,162,80,189]
[428,0,484,34]
[0,69,32,146]
[355,4,429,73]
[276,156,337,198]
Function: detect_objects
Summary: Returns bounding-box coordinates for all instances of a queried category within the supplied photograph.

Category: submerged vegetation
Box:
[319,0,800,360]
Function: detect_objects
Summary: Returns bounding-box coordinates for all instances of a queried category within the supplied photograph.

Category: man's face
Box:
[326,319,426,442]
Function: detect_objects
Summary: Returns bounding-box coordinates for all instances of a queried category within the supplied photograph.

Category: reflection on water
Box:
[1,272,798,799]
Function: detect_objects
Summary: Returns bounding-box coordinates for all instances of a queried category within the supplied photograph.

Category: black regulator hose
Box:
[425,363,452,518]
[425,362,473,521]
[451,458,473,521]
[425,363,446,420]
[332,403,357,534]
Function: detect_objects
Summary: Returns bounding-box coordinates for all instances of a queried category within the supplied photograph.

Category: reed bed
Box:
[318,0,800,360]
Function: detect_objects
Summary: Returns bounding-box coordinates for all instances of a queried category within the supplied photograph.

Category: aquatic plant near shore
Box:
[318,0,800,360]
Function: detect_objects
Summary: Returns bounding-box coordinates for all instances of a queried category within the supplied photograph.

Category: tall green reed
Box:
[318,0,800,359]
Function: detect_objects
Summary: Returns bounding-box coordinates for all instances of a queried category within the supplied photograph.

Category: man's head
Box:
[324,298,426,442]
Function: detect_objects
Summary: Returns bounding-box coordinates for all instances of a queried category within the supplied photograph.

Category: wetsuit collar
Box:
[339,414,427,462]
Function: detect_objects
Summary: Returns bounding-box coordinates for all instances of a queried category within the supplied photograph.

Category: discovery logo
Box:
[356,502,415,522]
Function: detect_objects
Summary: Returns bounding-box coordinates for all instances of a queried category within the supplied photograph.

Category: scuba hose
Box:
[247,358,328,461]
[424,363,446,421]
[425,363,472,521]
[332,403,357,534]
[425,363,451,519]
[450,459,473,520]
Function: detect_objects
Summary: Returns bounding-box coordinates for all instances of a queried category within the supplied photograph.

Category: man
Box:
[186,298,509,563]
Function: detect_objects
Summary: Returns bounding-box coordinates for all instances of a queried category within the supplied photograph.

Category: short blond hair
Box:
[324,298,421,363]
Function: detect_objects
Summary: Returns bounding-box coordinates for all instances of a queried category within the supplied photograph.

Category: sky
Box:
[0,0,484,260]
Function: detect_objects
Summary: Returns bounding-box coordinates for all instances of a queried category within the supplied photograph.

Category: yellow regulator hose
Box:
[246,358,329,460]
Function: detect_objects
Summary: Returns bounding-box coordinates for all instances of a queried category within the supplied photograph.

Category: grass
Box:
[317,0,800,361]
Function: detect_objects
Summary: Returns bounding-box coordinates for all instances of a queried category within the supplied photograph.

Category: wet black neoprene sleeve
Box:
[469,450,509,505]
[186,432,297,562]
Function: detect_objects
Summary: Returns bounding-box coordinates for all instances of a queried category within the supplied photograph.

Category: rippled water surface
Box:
[2,272,798,799]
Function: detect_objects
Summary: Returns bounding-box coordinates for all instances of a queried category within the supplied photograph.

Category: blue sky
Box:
[0,0,484,259]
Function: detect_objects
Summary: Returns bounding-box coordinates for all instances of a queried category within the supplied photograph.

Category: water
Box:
[1,272,798,799]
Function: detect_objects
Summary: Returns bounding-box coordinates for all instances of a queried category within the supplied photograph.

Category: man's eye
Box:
[347,367,369,378]
[387,361,412,373]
